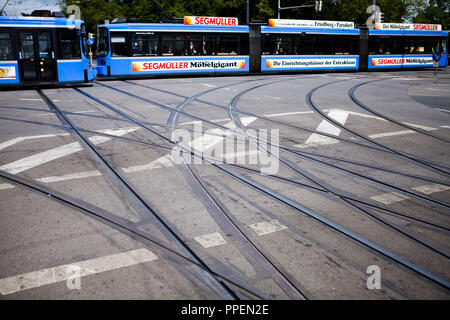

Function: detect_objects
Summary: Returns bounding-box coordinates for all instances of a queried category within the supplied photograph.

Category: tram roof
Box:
[261,26,360,35]
[369,29,448,37]
[0,16,83,29]
[99,23,249,33]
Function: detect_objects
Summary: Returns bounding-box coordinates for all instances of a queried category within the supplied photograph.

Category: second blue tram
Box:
[0,16,96,87]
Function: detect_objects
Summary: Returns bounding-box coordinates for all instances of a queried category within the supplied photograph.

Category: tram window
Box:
[370,37,403,55]
[131,33,158,56]
[162,36,188,56]
[335,40,352,55]
[315,40,333,55]
[97,27,109,57]
[0,32,14,60]
[441,38,447,54]
[216,35,240,55]
[20,32,34,59]
[58,30,81,59]
[293,37,313,55]
[111,32,128,57]
[188,35,214,55]
[270,36,291,55]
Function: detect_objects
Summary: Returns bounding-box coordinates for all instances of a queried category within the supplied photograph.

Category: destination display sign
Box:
[375,23,442,31]
[184,16,238,26]
[268,19,355,29]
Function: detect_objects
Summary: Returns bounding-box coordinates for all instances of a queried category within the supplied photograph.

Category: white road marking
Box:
[37,112,55,116]
[412,184,450,195]
[322,109,387,122]
[426,87,448,92]
[0,133,70,151]
[249,220,288,236]
[0,248,158,296]
[266,96,282,100]
[401,122,436,131]
[370,192,410,205]
[368,130,415,139]
[36,170,102,183]
[0,127,138,175]
[201,83,216,88]
[264,111,314,117]
[295,110,349,148]
[194,232,227,248]
[0,183,15,190]
[440,125,450,128]
[70,110,97,114]
[435,109,450,113]
[19,98,42,101]
[0,142,83,175]
[122,118,257,173]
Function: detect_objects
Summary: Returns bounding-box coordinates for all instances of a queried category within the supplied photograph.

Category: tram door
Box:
[18,30,57,83]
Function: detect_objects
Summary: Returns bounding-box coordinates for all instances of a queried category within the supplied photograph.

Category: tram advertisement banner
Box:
[262,57,358,71]
[370,56,434,68]
[375,23,442,31]
[0,66,16,80]
[131,58,247,72]
[268,19,355,29]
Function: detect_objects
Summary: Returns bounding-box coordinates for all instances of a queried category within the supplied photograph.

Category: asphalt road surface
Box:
[0,68,449,300]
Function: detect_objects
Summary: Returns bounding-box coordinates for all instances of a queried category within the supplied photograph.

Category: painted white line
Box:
[201,83,216,88]
[323,109,387,122]
[295,110,349,148]
[36,170,102,183]
[0,142,83,175]
[122,154,173,173]
[368,130,415,139]
[0,127,138,174]
[0,133,70,151]
[266,96,282,100]
[0,183,15,190]
[37,112,55,116]
[440,125,450,128]
[122,118,257,173]
[71,110,97,114]
[370,192,410,205]
[0,248,158,296]
[401,122,436,131]
[194,232,227,248]
[249,220,288,236]
[20,98,42,101]
[426,87,448,92]
[411,184,450,195]
[435,109,450,113]
[264,111,314,117]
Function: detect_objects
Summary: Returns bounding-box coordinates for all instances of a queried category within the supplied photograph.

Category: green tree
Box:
[406,0,450,29]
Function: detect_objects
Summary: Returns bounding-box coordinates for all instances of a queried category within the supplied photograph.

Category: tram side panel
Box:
[96,24,250,78]
[259,26,360,73]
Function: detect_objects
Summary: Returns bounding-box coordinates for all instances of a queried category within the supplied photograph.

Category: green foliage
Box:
[58,0,450,33]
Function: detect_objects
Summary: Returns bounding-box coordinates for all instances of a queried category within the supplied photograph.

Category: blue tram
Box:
[96,16,249,78]
[0,16,95,87]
